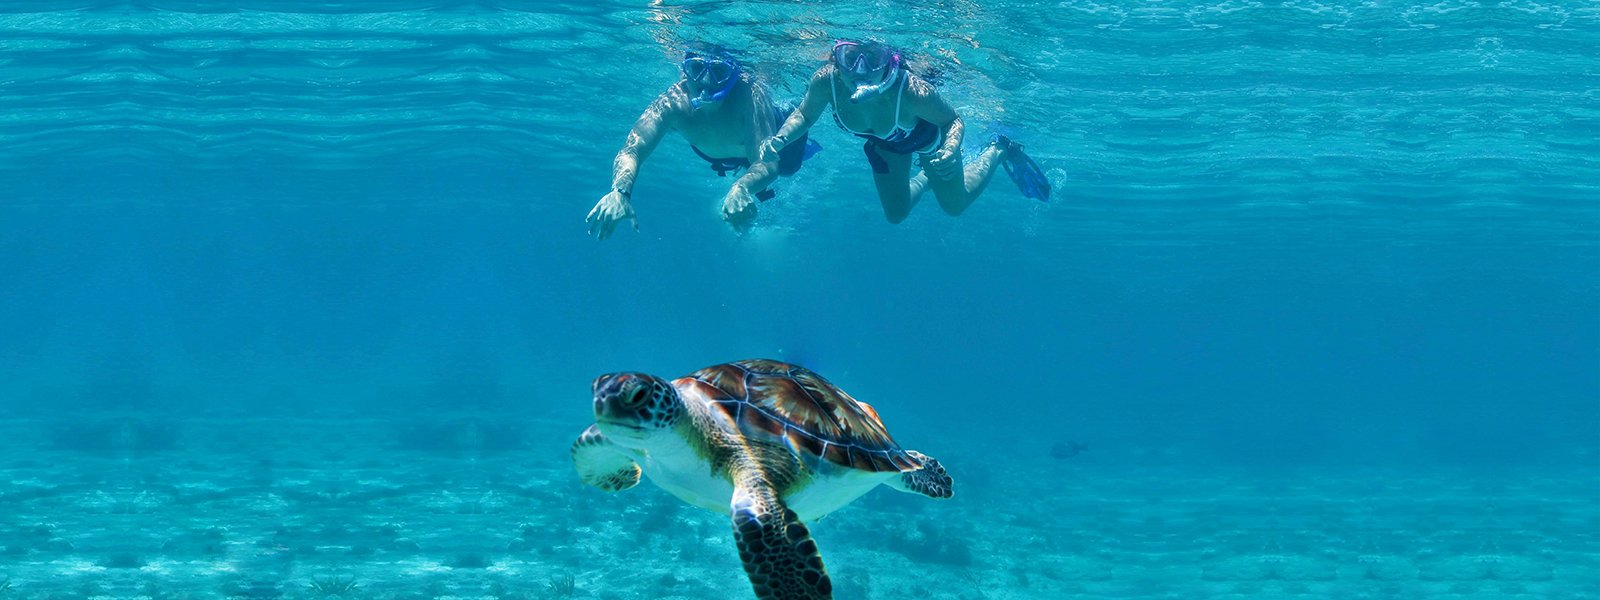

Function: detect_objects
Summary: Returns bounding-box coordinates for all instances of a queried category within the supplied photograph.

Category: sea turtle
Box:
[571,359,954,600]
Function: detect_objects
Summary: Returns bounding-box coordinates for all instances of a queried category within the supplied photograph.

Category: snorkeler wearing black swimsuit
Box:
[760,40,1048,224]
[586,43,820,240]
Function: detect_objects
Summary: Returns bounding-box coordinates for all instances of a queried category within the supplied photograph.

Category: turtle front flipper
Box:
[887,450,953,499]
[571,424,641,492]
[730,472,832,600]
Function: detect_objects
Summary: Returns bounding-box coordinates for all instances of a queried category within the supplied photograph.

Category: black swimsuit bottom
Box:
[690,138,807,179]
[689,106,810,188]
[851,118,940,174]
[851,118,939,155]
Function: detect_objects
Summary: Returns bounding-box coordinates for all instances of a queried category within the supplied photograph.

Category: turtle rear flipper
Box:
[731,472,832,600]
[571,424,641,492]
[888,450,953,499]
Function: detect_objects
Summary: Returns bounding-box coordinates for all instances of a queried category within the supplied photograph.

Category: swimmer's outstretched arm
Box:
[731,152,778,197]
[721,84,779,228]
[610,92,681,196]
[759,66,833,162]
[735,84,781,196]
[906,77,964,180]
[588,90,683,239]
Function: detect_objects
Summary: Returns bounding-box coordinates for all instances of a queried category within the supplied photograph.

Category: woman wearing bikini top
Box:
[760,39,1049,224]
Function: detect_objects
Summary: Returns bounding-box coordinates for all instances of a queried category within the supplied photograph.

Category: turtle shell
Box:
[677,359,923,474]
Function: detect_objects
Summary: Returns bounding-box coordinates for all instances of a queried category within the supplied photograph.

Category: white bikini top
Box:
[830,70,916,142]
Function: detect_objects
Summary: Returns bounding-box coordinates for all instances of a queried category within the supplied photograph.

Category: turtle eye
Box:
[623,387,649,408]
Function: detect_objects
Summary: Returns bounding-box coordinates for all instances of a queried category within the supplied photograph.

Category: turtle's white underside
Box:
[626,428,894,522]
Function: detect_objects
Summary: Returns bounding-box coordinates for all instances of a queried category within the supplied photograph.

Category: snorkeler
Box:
[759,40,1049,224]
[586,44,822,240]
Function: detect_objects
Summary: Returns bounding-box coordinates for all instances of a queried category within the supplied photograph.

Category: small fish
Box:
[1050,441,1089,460]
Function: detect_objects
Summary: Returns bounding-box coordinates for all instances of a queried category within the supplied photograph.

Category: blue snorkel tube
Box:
[690,71,738,109]
[683,47,741,109]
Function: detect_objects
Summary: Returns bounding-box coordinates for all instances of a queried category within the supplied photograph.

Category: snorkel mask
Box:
[833,40,903,103]
[682,47,740,109]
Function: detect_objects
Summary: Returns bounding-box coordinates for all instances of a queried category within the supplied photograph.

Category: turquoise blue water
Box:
[1,1,1596,599]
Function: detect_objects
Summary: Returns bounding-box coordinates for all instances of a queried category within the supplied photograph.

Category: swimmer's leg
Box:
[921,140,1007,217]
[866,142,918,224]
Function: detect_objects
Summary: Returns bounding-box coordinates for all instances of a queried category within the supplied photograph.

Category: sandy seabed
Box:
[1,416,1595,600]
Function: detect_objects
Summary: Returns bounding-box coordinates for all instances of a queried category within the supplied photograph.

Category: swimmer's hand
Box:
[757,134,789,163]
[921,147,961,181]
[721,184,758,230]
[586,190,638,240]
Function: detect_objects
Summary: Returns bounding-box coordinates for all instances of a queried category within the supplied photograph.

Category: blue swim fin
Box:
[996,135,1050,202]
[802,138,823,161]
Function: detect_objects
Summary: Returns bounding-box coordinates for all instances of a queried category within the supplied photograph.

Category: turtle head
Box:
[591,372,683,446]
